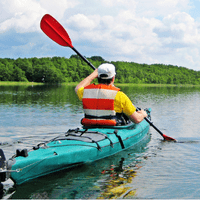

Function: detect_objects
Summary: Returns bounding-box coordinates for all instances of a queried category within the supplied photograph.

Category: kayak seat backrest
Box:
[81,113,131,127]
[82,120,133,129]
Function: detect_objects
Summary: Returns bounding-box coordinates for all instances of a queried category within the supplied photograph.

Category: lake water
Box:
[0,84,200,199]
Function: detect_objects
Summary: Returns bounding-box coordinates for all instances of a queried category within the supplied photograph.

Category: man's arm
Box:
[75,69,98,94]
[115,91,148,124]
[129,110,147,124]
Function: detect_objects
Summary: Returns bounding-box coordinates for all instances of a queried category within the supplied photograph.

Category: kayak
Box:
[1,108,151,185]
[1,109,151,185]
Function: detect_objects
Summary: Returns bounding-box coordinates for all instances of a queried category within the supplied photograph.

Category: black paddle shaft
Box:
[72,47,96,70]
[136,107,164,136]
[143,116,164,137]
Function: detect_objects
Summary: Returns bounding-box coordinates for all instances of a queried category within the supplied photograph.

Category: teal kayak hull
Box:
[9,112,151,185]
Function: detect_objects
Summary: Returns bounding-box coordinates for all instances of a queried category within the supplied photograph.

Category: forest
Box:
[0,55,200,85]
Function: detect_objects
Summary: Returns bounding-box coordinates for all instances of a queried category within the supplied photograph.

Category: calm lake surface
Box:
[0,84,200,199]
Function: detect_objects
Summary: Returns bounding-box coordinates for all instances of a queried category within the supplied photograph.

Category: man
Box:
[75,63,147,126]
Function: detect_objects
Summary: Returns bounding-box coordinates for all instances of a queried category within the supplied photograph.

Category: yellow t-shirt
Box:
[77,86,136,116]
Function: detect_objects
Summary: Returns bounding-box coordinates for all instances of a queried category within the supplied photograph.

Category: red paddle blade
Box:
[163,134,176,142]
[40,14,73,48]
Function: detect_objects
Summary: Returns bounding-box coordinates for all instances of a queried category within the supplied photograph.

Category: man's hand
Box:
[137,109,148,118]
[129,109,147,124]
[75,69,98,93]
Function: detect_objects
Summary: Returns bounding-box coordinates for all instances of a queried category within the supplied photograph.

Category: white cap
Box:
[98,63,116,79]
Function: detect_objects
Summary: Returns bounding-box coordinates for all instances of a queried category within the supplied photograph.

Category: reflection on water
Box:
[97,135,150,199]
[0,84,200,199]
[0,84,80,107]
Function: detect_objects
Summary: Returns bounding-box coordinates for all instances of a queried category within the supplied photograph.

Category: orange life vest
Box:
[81,84,120,126]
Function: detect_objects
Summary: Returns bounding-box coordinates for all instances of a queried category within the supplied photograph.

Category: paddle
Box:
[40,14,176,142]
[136,108,176,141]
[40,14,95,70]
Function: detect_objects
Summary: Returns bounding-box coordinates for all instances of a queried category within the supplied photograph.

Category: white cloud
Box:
[100,0,191,17]
[66,14,100,31]
[66,10,161,58]
[154,12,200,48]
[135,0,191,17]
[101,0,137,8]
[39,0,79,19]
[0,0,46,33]
[0,0,79,33]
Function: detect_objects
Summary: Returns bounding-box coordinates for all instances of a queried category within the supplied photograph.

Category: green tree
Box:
[13,67,28,82]
[14,58,34,81]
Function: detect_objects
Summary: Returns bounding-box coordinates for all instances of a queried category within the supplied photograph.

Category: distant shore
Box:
[0,81,200,87]
[0,81,44,86]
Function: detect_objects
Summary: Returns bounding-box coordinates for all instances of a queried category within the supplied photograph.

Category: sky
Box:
[1,0,200,71]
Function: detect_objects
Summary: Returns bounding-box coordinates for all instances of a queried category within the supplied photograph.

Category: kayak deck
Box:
[6,110,151,185]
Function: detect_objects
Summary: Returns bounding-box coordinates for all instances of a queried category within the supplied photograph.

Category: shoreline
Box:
[0,81,200,87]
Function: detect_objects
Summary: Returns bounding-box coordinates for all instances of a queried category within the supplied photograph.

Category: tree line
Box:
[0,56,200,85]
